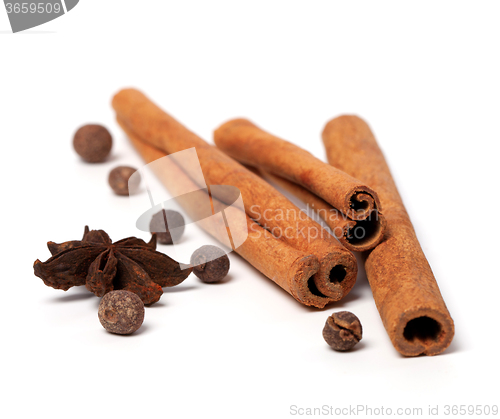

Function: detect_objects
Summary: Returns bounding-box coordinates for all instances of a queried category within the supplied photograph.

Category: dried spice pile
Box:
[32,90,455,355]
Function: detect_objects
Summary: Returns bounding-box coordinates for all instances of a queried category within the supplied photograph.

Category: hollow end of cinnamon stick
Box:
[287,254,336,308]
[393,308,455,356]
[344,187,381,222]
[311,250,357,301]
[338,210,387,252]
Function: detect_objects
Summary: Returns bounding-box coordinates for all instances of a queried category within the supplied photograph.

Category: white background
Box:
[1,1,499,418]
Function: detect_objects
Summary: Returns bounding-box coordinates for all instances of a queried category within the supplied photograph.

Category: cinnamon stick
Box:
[322,115,454,356]
[259,170,386,252]
[213,118,382,222]
[118,119,331,308]
[112,89,357,303]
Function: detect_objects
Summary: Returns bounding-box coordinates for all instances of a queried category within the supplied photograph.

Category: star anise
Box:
[33,226,192,305]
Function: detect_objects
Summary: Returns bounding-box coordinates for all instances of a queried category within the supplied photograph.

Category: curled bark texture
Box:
[259,170,386,252]
[118,118,334,308]
[322,115,454,356]
[112,89,358,303]
[214,118,382,221]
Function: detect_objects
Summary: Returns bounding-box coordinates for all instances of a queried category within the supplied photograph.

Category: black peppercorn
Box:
[73,124,112,163]
[190,245,230,283]
[323,311,362,351]
[108,166,141,196]
[149,209,185,244]
[98,290,145,335]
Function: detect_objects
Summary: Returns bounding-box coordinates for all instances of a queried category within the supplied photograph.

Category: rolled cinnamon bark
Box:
[213,118,381,221]
[112,89,357,302]
[322,115,454,356]
[259,171,386,252]
[118,119,332,308]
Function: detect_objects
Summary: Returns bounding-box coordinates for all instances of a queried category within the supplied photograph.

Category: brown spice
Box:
[149,209,185,244]
[33,226,192,304]
[73,124,112,163]
[322,115,454,356]
[323,311,362,351]
[98,290,145,335]
[191,245,230,283]
[108,166,141,196]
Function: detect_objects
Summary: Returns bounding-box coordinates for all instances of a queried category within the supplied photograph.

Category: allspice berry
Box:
[190,245,230,283]
[73,124,112,163]
[149,209,185,244]
[98,290,145,335]
[323,311,362,351]
[108,166,141,196]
